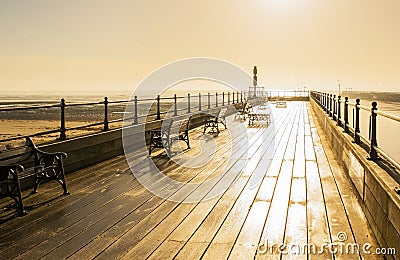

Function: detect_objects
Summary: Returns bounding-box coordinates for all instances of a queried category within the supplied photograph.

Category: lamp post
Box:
[253,66,257,98]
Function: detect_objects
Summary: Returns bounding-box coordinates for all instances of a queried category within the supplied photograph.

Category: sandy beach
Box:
[0,119,110,147]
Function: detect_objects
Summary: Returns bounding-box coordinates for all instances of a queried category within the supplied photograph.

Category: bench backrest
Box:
[234,102,247,112]
[0,137,59,169]
[0,139,34,168]
[218,108,227,119]
[168,116,192,138]
[245,103,253,113]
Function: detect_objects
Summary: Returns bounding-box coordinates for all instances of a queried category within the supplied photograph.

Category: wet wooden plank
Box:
[71,125,251,259]
[204,104,301,260]
[281,177,307,260]
[95,124,263,259]
[1,128,213,258]
[174,105,297,259]
[120,127,268,259]
[0,102,381,260]
[308,104,381,260]
[256,160,294,260]
[229,105,302,260]
[0,154,128,231]
[310,107,360,260]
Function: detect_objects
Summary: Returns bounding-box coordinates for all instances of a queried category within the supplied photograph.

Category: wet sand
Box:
[0,119,109,147]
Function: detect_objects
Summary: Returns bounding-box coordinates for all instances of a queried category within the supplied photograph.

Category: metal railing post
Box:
[327,94,330,115]
[188,93,191,113]
[241,92,243,103]
[337,96,342,127]
[156,95,161,120]
[369,102,378,160]
[198,93,202,111]
[59,98,66,140]
[354,99,361,144]
[329,94,333,117]
[228,92,230,105]
[222,92,225,106]
[333,95,337,121]
[207,93,210,109]
[216,93,218,107]
[344,97,349,133]
[133,96,138,124]
[174,94,178,116]
[103,97,109,131]
[327,93,330,113]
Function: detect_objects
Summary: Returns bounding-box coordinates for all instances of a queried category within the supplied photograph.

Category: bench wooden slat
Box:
[148,116,192,157]
[203,107,227,134]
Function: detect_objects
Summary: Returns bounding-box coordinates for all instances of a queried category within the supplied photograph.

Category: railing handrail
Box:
[0,91,250,144]
[310,90,400,171]
[316,91,400,123]
[376,110,400,122]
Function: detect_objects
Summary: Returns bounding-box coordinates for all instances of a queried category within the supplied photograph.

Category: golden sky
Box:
[1,0,399,94]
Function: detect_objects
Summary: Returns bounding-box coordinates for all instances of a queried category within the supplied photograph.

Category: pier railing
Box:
[0,91,248,144]
[310,90,400,170]
[266,89,309,98]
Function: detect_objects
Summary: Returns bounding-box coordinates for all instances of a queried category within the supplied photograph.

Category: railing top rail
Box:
[376,110,400,122]
[0,104,60,111]
[345,101,399,121]
[108,100,132,104]
[65,101,103,107]
[310,89,400,172]
[358,104,370,111]
[348,101,370,111]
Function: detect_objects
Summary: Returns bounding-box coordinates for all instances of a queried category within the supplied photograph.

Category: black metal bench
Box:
[234,102,248,120]
[276,101,287,108]
[203,107,227,134]
[148,116,192,157]
[0,137,69,216]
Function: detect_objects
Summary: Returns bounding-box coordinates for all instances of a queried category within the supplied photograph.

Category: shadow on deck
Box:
[0,102,381,259]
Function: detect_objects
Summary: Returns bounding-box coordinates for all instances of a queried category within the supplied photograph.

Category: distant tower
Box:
[253,66,257,97]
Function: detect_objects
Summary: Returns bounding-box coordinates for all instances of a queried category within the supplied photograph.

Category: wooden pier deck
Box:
[0,102,381,259]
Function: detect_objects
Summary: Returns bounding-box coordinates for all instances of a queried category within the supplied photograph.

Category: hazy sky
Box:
[1,0,399,95]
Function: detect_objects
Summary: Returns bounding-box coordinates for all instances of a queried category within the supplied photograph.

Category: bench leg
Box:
[149,131,155,156]
[13,193,26,216]
[33,164,70,195]
[0,166,27,216]
[57,162,69,195]
[33,177,39,194]
[58,171,69,195]
[164,138,172,157]
[182,131,190,149]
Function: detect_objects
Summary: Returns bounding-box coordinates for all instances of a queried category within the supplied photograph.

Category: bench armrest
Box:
[34,150,67,159]
[26,137,67,159]
[0,164,24,179]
